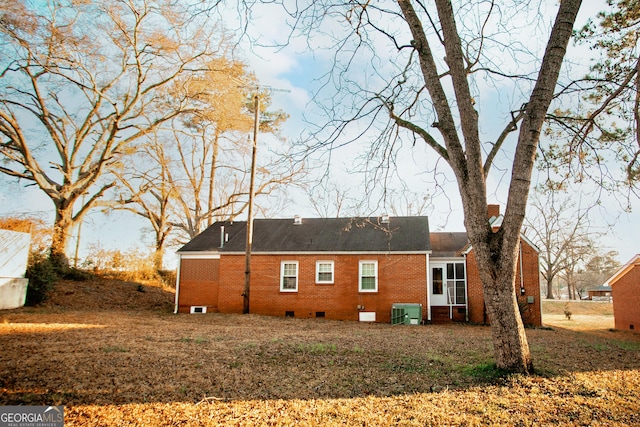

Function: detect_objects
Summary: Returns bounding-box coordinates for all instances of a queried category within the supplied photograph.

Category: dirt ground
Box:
[1,279,638,426]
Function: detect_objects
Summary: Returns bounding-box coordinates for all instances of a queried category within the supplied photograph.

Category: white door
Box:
[430,265,448,306]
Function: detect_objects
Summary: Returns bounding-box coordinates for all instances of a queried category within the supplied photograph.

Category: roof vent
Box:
[293,215,302,225]
[381,213,390,223]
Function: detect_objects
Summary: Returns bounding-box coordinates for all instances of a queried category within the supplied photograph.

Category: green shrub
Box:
[25,255,59,305]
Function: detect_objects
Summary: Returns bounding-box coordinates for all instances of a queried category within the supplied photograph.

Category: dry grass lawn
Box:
[542,299,617,338]
[1,278,639,426]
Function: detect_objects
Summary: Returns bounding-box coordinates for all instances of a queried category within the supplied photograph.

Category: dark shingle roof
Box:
[429,232,469,257]
[178,216,431,253]
[588,285,612,292]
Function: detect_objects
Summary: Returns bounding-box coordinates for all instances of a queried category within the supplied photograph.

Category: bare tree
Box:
[115,70,303,260]
[163,60,292,240]
[307,179,376,218]
[524,183,601,299]
[166,119,304,242]
[557,246,620,301]
[574,250,620,298]
[0,0,221,268]
[273,0,583,373]
[113,131,175,271]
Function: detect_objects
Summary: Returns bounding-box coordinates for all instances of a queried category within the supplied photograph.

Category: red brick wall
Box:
[518,241,542,326]
[217,256,246,314]
[465,240,542,326]
[252,253,427,322]
[184,253,428,322]
[612,264,640,332]
[465,250,485,324]
[177,257,220,313]
[177,243,541,326]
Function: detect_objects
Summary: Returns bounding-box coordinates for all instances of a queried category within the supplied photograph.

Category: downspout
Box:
[464,253,469,322]
[426,253,431,322]
[519,243,525,294]
[173,254,182,314]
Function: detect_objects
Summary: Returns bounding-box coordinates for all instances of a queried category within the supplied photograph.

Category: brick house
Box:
[175,209,541,326]
[604,254,640,332]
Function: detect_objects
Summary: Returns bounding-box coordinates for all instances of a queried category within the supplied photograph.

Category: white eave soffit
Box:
[179,251,221,259]
[217,251,432,256]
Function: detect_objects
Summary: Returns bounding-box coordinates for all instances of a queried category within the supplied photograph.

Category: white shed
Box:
[0,229,31,309]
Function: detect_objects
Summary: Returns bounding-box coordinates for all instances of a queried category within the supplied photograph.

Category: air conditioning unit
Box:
[391,303,422,325]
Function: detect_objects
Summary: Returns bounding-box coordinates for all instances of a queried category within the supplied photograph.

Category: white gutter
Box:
[173,254,182,314]
[464,253,469,322]
[426,253,431,322]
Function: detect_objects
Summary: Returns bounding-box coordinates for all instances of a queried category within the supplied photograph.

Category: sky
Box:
[1,0,638,269]
[226,0,640,264]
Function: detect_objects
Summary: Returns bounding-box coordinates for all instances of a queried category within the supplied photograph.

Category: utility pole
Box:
[243,94,259,314]
[243,86,289,314]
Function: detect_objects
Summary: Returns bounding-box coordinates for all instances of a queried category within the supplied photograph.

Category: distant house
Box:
[604,254,640,332]
[174,206,542,326]
[587,285,612,301]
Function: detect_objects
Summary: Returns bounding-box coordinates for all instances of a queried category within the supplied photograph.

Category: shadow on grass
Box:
[1,310,639,406]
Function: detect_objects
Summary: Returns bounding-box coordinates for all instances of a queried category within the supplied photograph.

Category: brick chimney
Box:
[487,204,500,219]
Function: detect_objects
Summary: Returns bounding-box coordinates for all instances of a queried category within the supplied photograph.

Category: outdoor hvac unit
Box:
[391,303,422,325]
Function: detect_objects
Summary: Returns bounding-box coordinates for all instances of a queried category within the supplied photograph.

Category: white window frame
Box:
[280,261,299,292]
[446,261,467,305]
[359,260,378,292]
[315,261,334,284]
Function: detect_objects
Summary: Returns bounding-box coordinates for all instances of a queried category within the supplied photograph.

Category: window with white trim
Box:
[316,261,334,284]
[446,262,466,304]
[359,260,378,292]
[280,261,298,292]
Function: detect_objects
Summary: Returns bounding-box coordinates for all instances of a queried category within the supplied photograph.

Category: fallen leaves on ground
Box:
[1,279,638,426]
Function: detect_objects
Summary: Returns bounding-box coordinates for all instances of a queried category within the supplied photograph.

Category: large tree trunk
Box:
[484,279,533,373]
[153,231,168,271]
[474,234,533,373]
[480,0,581,372]
[463,202,534,373]
[50,201,74,270]
[153,247,164,272]
[394,0,581,373]
[546,278,555,300]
